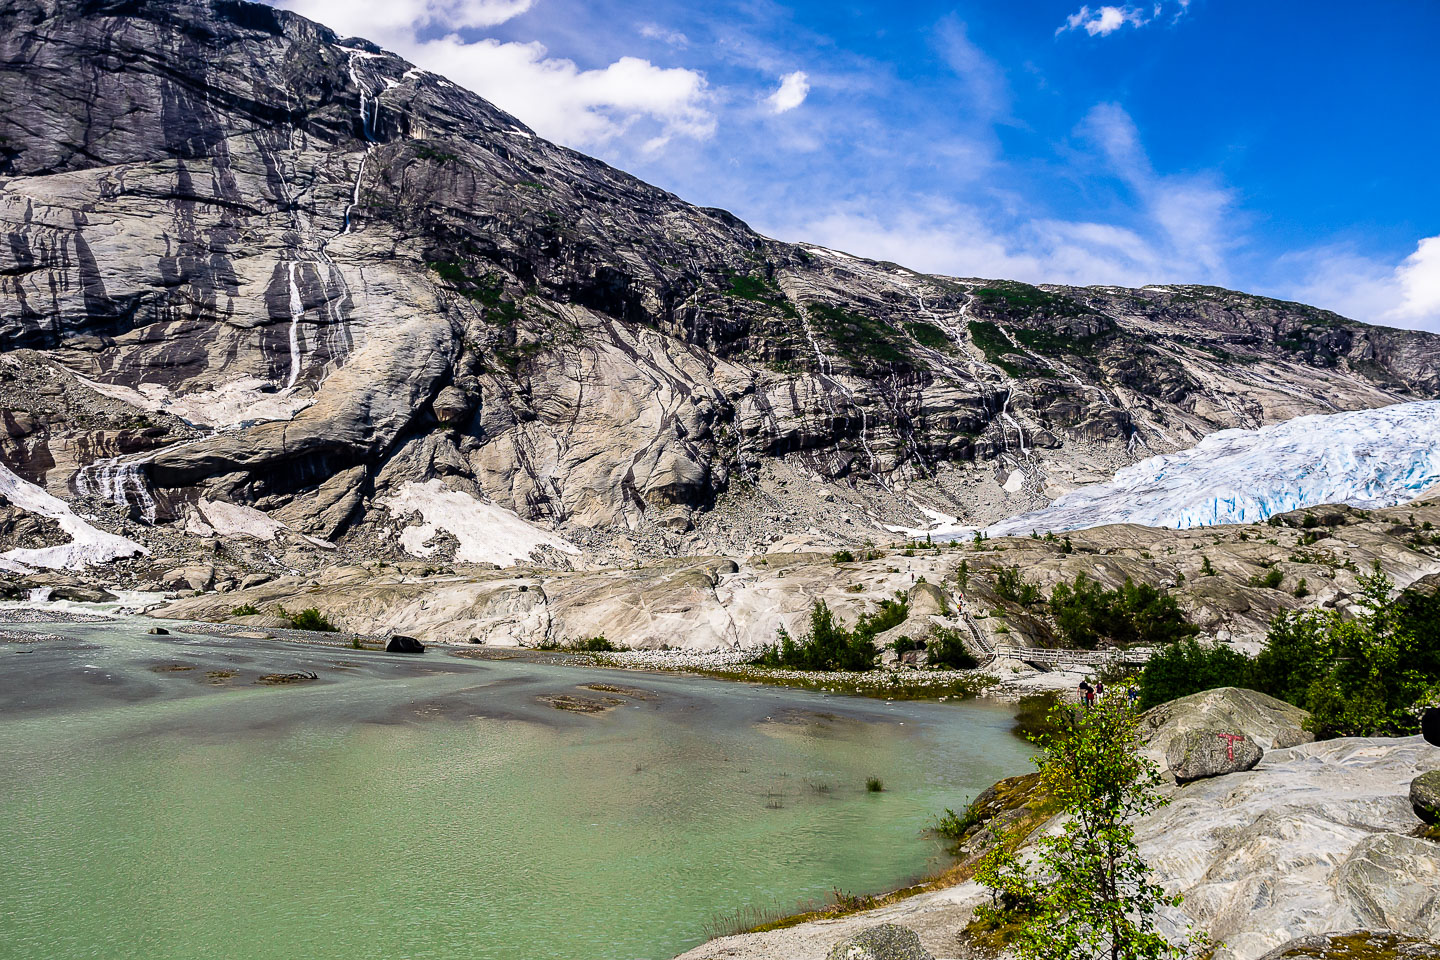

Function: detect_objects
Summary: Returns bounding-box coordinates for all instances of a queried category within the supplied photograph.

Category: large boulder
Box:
[1411,771,1440,824]
[1166,729,1263,783]
[1139,687,1311,763]
[1423,708,1440,747]
[386,634,426,654]
[825,924,934,960]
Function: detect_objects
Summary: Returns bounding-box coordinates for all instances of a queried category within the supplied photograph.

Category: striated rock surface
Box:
[2,0,1440,575]
[1166,729,1264,783]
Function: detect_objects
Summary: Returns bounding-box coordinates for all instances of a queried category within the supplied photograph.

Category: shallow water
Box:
[0,619,1034,960]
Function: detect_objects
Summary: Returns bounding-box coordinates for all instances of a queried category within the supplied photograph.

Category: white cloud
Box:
[277,0,533,41]
[1283,235,1440,332]
[1056,3,1190,37]
[765,71,810,114]
[639,22,689,47]
[276,0,714,150]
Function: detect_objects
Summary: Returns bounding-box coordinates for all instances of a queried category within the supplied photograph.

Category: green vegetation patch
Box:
[966,320,1030,377]
[972,282,1093,319]
[903,319,955,352]
[428,261,522,326]
[1049,573,1197,649]
[1011,325,1111,359]
[807,302,916,368]
[723,271,800,319]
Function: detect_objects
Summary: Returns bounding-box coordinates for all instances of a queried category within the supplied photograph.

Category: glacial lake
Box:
[0,617,1034,960]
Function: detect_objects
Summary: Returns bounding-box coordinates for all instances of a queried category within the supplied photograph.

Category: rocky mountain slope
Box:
[2,0,1439,574]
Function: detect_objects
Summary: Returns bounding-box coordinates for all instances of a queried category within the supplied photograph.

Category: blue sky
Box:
[273,0,1440,330]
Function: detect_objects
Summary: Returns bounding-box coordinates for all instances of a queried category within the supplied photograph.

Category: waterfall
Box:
[74,458,158,524]
[286,259,305,390]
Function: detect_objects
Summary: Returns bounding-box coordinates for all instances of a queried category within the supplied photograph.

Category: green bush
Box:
[1249,567,1284,589]
[865,777,884,792]
[1255,565,1440,737]
[832,550,856,564]
[280,607,338,632]
[1049,574,1197,649]
[752,600,885,672]
[926,626,979,670]
[230,603,261,617]
[1136,639,1254,709]
[570,636,619,652]
[994,565,1042,605]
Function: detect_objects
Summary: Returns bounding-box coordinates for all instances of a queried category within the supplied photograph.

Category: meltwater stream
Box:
[0,619,1034,960]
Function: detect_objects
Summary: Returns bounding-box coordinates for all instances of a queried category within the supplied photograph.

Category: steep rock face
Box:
[2,0,1439,567]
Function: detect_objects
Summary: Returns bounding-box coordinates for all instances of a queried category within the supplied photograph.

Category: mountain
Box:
[2,0,1439,578]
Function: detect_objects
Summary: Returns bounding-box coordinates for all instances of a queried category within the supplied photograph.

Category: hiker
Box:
[1094,679,1106,699]
[1078,680,1093,706]
[1128,685,1141,709]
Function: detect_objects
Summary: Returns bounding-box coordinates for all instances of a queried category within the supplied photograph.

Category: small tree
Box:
[975,694,1208,960]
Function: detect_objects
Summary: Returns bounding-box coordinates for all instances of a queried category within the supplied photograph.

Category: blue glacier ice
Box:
[985,401,1440,537]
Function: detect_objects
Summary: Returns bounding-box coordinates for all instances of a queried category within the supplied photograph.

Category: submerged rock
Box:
[825,924,934,960]
[1258,931,1440,959]
[385,634,425,654]
[1167,729,1263,783]
[1411,771,1440,824]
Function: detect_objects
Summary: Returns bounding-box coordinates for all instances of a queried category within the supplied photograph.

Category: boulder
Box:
[1139,687,1311,763]
[1411,771,1440,824]
[147,626,169,635]
[907,581,947,619]
[825,924,934,960]
[1423,707,1440,747]
[431,386,474,426]
[386,634,426,654]
[160,564,215,593]
[1166,729,1263,783]
[48,585,118,603]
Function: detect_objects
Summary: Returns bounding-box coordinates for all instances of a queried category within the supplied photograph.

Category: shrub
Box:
[1293,577,1310,598]
[1200,556,1217,577]
[865,777,884,792]
[1049,574,1197,649]
[279,607,338,632]
[570,636,619,652]
[230,603,261,617]
[832,550,856,564]
[994,565,1042,605]
[752,600,883,672]
[926,626,979,670]
[1136,639,1254,709]
[1248,567,1284,589]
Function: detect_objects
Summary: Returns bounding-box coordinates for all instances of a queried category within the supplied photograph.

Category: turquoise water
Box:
[0,621,1033,959]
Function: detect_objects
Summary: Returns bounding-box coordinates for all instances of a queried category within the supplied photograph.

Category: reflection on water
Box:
[0,620,1034,960]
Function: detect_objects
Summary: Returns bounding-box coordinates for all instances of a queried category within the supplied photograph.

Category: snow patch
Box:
[384,480,578,567]
[0,462,147,571]
[198,499,287,541]
[77,376,313,429]
[986,401,1440,536]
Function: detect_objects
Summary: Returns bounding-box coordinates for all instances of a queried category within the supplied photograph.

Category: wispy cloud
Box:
[764,71,810,114]
[1056,2,1190,38]
[935,16,1009,119]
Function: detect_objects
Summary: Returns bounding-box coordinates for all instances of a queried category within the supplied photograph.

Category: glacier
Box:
[978,401,1440,537]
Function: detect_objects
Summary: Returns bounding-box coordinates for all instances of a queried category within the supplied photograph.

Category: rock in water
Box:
[1411,771,1440,824]
[825,924,934,960]
[385,634,425,654]
[1166,729,1263,783]
[147,626,169,635]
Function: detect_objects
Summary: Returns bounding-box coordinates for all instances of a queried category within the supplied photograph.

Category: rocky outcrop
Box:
[1167,729,1264,783]
[677,736,1440,960]
[2,0,1440,573]
[1258,932,1440,959]
[825,924,933,960]
[1412,771,1440,824]
[1139,687,1313,762]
